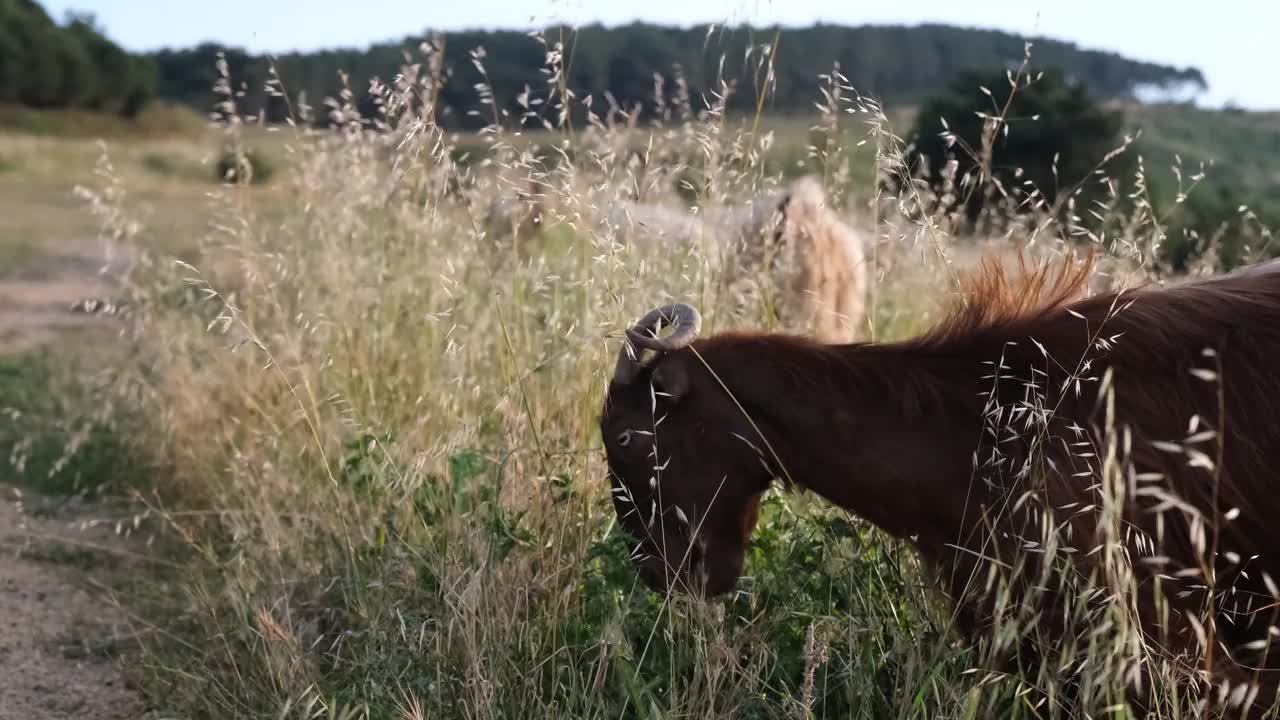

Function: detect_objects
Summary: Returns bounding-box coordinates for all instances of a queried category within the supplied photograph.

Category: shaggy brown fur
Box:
[601,250,1280,717]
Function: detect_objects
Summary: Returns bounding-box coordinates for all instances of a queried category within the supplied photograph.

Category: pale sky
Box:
[41,0,1274,110]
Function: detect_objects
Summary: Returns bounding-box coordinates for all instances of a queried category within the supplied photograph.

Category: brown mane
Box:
[923,247,1102,344]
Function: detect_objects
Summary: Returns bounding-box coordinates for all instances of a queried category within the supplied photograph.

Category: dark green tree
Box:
[118,55,156,118]
[65,13,127,109]
[0,1,154,115]
[6,0,65,107]
[0,17,22,103]
[905,67,1130,232]
[52,27,93,106]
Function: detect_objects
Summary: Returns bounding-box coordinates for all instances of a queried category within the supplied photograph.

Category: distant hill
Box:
[1126,103,1280,196]
[1122,102,1280,257]
[147,22,1207,129]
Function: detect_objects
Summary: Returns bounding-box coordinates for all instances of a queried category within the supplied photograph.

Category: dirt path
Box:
[0,239,147,720]
[0,238,129,355]
[0,486,147,720]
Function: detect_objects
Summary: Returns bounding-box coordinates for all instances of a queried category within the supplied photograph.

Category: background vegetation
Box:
[1,2,1278,719]
[146,22,1204,128]
[0,0,155,116]
[3,0,1273,270]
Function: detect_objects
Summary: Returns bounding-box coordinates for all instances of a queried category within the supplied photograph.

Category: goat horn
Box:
[626,303,702,352]
[611,303,702,385]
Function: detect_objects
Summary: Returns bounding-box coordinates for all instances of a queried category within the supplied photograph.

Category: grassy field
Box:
[3,64,1280,720]
[0,106,297,274]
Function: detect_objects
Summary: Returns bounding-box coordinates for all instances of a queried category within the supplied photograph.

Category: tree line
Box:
[1,1,1208,127]
[0,0,155,116]
[147,22,1205,128]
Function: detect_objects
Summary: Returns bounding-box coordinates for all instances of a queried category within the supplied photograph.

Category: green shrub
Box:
[215,146,274,185]
[140,151,178,176]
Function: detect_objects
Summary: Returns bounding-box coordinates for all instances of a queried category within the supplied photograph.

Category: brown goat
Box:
[600,251,1280,716]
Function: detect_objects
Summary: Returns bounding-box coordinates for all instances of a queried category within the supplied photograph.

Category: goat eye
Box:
[617,429,633,447]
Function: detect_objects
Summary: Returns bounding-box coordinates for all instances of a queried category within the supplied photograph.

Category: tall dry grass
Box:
[47,36,1280,720]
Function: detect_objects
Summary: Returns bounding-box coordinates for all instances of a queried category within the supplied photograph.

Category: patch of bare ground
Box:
[0,238,147,719]
[0,237,130,355]
[0,485,148,720]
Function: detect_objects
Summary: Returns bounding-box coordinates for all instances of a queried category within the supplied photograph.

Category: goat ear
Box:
[652,356,691,404]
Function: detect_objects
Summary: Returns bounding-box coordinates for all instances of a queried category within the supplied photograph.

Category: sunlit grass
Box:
[9,36,1278,720]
